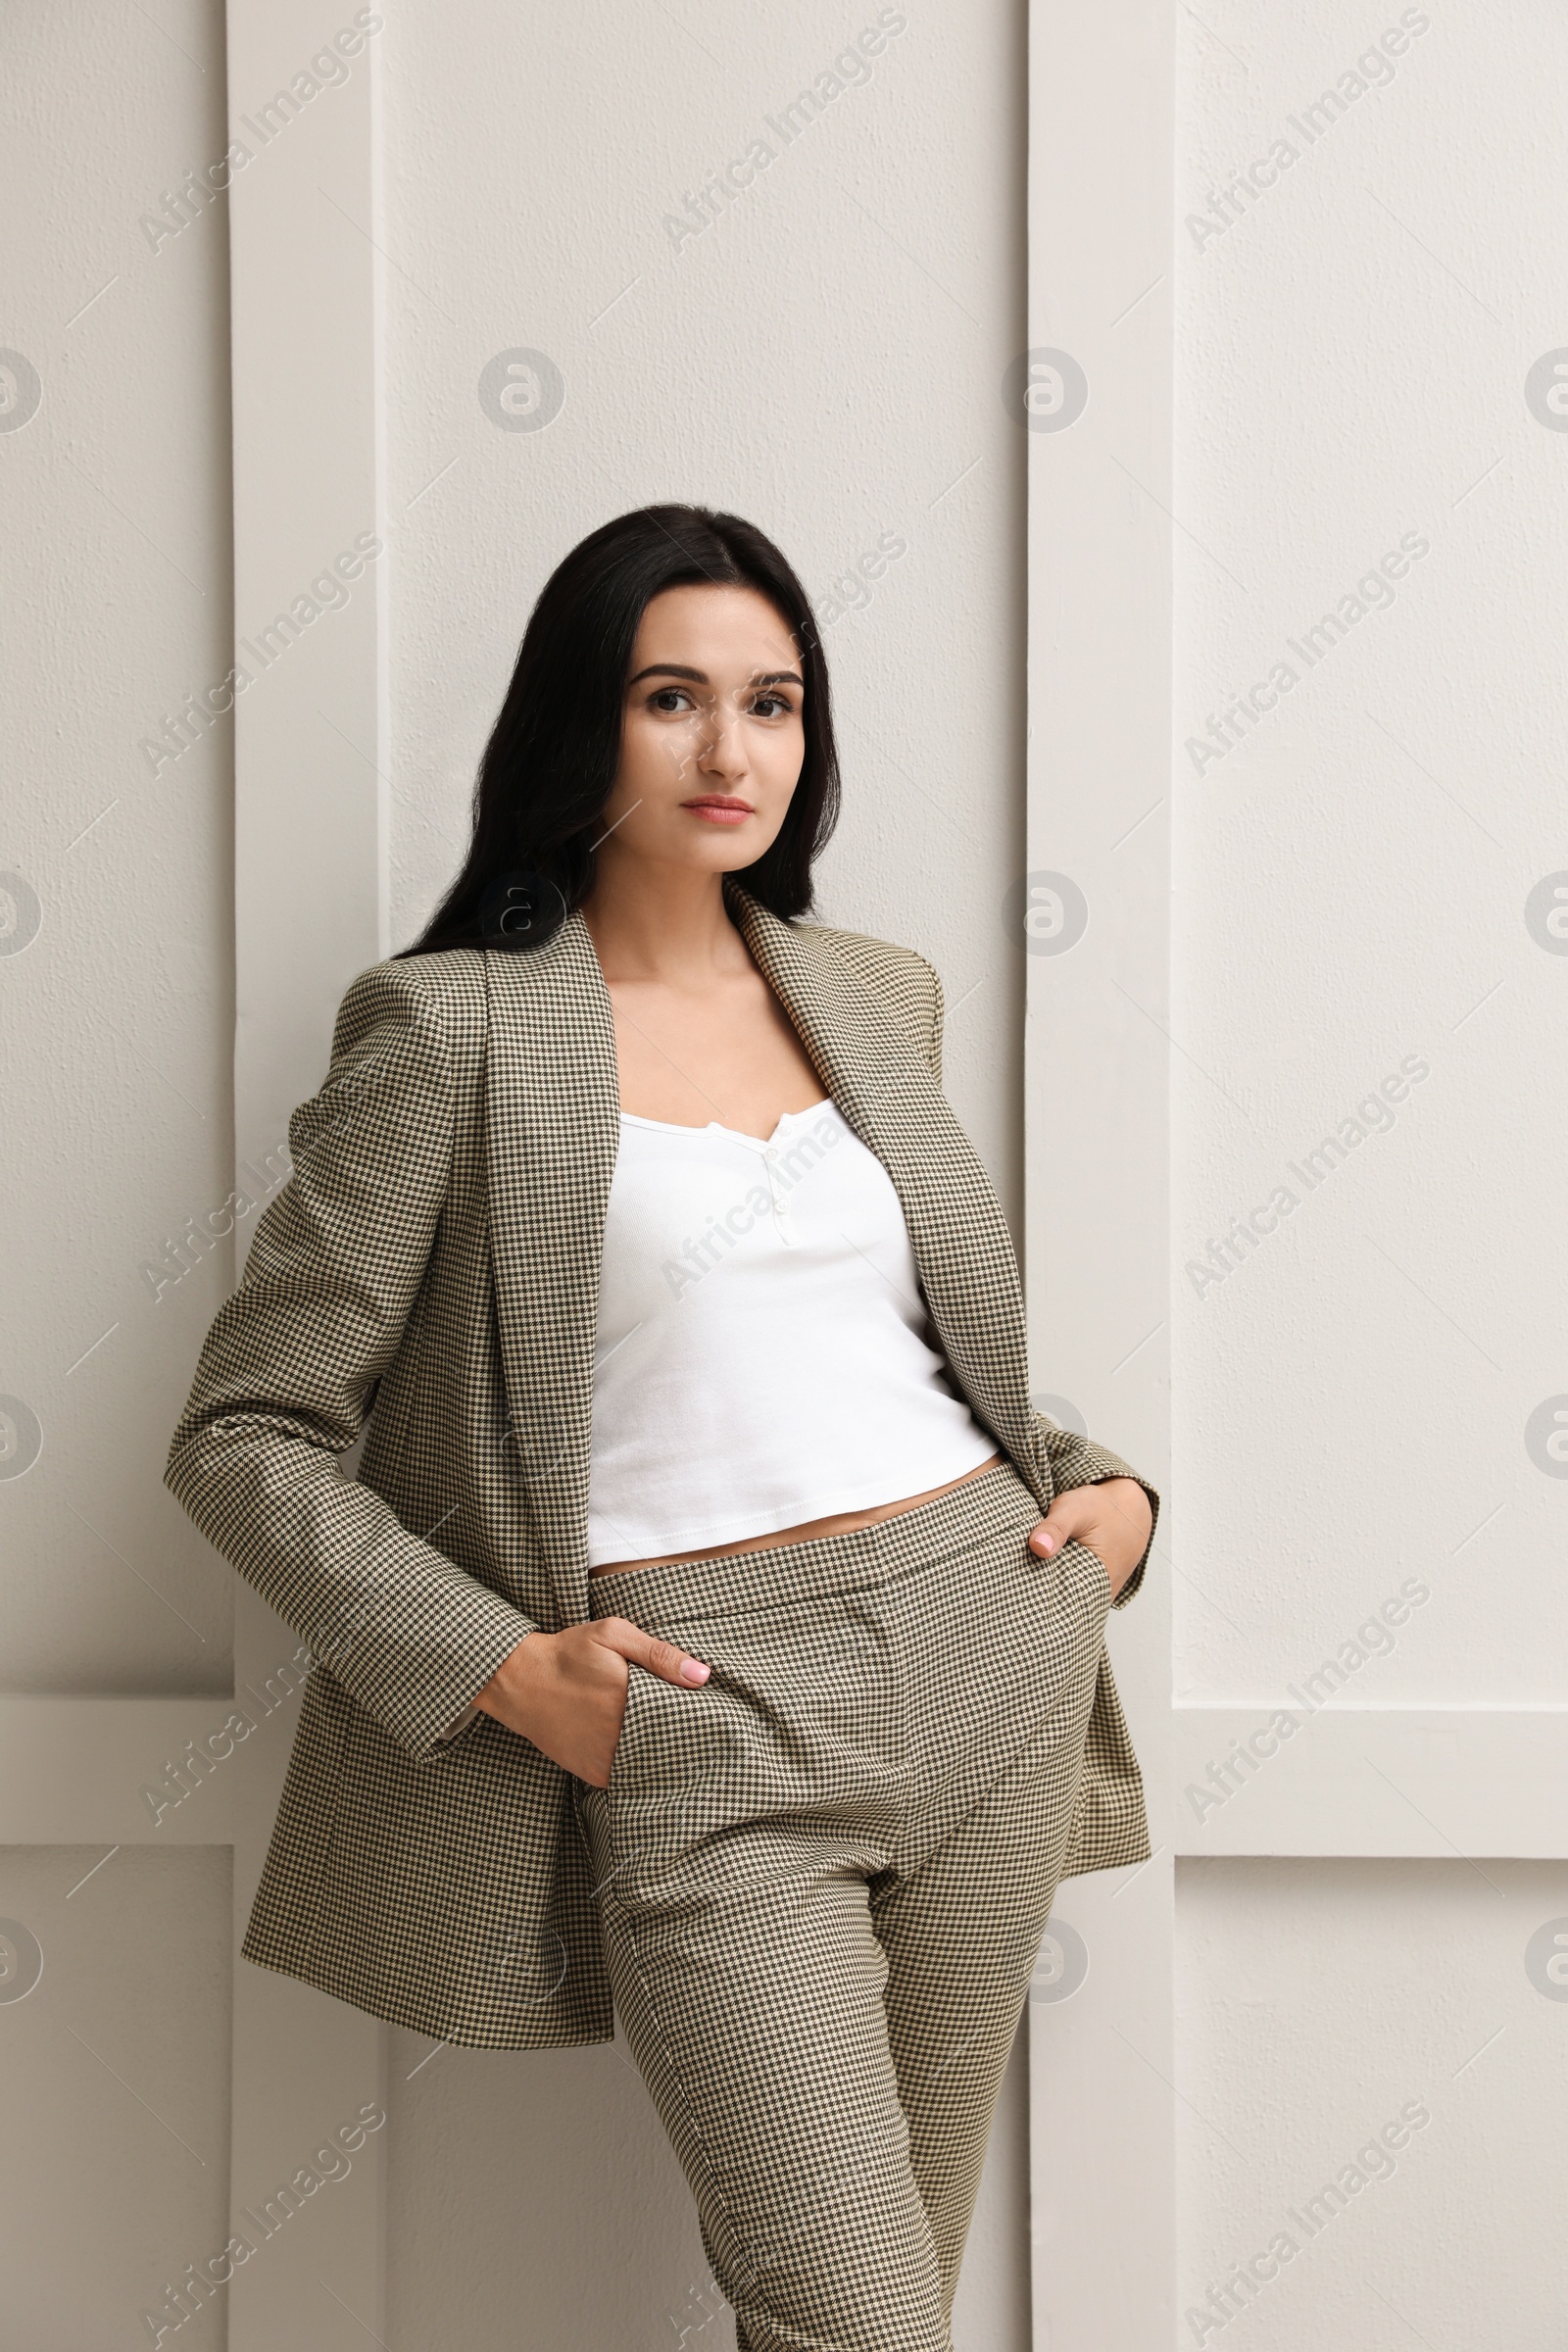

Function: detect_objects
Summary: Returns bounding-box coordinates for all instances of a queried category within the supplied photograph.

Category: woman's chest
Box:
[597,1103,925,1334]
[605,967,828,1137]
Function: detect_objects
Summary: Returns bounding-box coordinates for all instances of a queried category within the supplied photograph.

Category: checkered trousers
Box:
[579,1458,1113,2352]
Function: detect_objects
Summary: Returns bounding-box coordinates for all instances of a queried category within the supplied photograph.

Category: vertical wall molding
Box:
[225,4,389,2343]
[1024,2,1175,2343]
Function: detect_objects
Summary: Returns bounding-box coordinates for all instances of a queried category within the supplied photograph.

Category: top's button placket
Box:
[762,1142,795,1244]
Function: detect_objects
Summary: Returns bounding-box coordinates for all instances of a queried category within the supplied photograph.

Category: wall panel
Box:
[1177,1858,1568,2346]
[0,0,234,1694]
[381,0,1028,1211]
[1173,0,1568,1710]
[0,1844,232,2350]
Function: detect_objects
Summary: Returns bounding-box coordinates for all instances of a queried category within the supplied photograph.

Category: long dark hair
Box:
[396,504,840,956]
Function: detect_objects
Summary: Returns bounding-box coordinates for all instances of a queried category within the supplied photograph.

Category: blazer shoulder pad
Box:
[796,919,942,1068]
[332,950,487,1071]
[376,947,490,1005]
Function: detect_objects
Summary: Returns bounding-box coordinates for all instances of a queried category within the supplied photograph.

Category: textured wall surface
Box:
[0,0,235,1694]
[381,0,1028,1218]
[1173,6,1568,2342]
[0,1843,234,2350]
[1174,1,1568,1704]
[1177,1858,1568,2346]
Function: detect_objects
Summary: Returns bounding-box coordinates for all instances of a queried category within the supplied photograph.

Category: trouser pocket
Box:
[1056,1534,1113,1615]
[603,1597,903,1904]
[605,1658,654,1794]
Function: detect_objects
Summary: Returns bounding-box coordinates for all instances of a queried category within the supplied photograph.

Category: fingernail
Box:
[680,1658,710,1684]
[1032,1532,1055,1556]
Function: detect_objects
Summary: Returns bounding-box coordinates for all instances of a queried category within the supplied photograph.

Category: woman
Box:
[167,504,1158,2352]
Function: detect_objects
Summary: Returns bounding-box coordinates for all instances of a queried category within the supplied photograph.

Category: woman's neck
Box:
[579,858,749,988]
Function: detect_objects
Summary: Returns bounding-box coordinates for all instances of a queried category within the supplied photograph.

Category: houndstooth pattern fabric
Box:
[579,1458,1112,2352]
[164,881,1159,2049]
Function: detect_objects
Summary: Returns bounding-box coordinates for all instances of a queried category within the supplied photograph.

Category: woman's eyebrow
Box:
[624,663,805,689]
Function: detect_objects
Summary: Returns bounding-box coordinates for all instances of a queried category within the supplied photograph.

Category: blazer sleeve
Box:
[164,960,539,1759]
[1034,1413,1160,1609]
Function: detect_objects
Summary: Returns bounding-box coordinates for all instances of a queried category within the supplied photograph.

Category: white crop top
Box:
[585,1100,998,1568]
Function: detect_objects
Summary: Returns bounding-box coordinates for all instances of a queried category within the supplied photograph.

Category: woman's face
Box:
[594,583,807,883]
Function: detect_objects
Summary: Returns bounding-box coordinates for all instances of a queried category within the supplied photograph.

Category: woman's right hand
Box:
[473,1618,710,1787]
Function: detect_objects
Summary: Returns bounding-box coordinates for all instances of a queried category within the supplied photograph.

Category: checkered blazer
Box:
[166,882,1160,2048]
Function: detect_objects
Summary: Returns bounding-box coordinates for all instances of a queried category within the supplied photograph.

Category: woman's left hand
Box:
[1027,1476,1152,1601]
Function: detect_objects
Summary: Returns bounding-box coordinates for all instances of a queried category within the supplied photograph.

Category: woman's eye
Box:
[649,688,690,713]
[753,693,793,719]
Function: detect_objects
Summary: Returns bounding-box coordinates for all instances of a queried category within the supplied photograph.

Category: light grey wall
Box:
[1174,0,1568,1709]
[0,0,235,1696]
[0,5,239,2343]
[0,1843,234,2352]
[1172,4,1568,2340]
[382,0,1027,1224]
[1178,1857,1568,2344]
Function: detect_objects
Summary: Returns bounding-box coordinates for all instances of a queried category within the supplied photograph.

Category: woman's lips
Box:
[682,797,754,825]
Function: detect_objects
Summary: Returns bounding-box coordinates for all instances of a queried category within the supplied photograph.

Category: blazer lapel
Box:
[481,915,619,1631]
[729,887,1046,1498]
